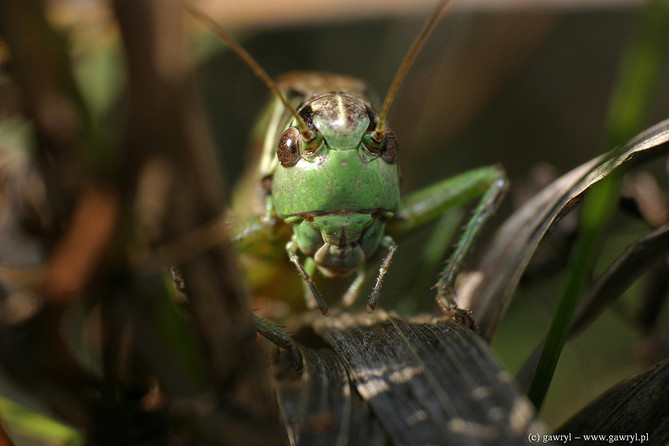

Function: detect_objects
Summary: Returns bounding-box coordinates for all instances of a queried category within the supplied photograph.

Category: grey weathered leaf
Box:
[514,223,669,391]
[459,119,669,340]
[569,223,669,338]
[275,310,545,445]
[274,346,387,446]
[555,358,669,444]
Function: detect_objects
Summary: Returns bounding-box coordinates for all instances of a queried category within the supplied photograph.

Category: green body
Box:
[262,73,400,277]
[234,71,507,313]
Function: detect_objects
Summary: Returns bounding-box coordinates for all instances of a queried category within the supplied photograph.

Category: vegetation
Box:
[0,0,668,444]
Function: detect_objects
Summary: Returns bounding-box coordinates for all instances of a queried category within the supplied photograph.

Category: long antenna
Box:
[373,0,451,141]
[186,6,315,142]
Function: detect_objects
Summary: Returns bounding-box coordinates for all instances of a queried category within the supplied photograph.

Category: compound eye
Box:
[381,128,398,164]
[277,127,301,167]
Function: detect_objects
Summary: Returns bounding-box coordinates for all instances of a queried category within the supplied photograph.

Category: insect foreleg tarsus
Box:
[367,236,398,313]
[286,238,328,314]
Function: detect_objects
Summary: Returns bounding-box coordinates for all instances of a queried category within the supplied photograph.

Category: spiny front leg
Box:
[367,235,398,313]
[286,238,328,314]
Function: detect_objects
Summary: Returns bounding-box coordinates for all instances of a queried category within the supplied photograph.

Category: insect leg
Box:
[342,266,366,307]
[302,257,319,310]
[286,238,328,314]
[386,165,508,324]
[254,315,303,373]
[434,171,507,307]
[168,262,303,370]
[367,236,398,313]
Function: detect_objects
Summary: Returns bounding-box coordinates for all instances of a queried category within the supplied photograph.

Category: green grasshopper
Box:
[190,0,507,327]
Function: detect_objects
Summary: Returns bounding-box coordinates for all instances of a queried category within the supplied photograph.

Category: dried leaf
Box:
[556,358,669,444]
[569,223,669,337]
[275,347,387,446]
[276,311,545,445]
[460,119,669,340]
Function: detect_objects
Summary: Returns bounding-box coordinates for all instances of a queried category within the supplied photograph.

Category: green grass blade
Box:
[527,175,620,408]
[0,396,83,445]
[528,0,669,410]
